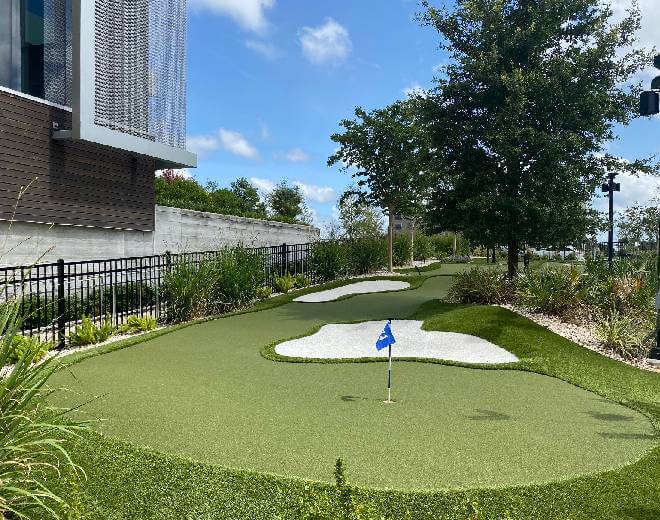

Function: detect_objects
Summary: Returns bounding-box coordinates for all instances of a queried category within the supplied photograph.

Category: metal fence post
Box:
[281,243,288,276]
[56,259,66,349]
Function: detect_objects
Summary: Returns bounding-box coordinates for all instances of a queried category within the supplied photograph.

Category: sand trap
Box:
[275,320,518,364]
[294,281,410,303]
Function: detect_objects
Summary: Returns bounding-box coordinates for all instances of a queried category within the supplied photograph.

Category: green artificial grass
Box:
[47,268,660,519]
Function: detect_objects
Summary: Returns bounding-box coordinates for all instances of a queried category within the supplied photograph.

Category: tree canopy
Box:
[267,180,312,224]
[417,0,654,275]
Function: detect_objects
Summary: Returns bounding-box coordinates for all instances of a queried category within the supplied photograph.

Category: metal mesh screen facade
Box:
[43,0,72,106]
[93,0,187,149]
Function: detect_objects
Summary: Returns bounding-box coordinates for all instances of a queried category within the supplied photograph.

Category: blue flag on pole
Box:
[376,320,396,351]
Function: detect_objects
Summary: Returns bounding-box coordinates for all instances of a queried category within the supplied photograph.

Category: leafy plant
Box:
[392,234,412,267]
[0,298,84,518]
[310,241,345,282]
[68,316,114,347]
[595,310,651,359]
[293,275,311,289]
[119,315,157,334]
[516,266,583,316]
[273,274,296,294]
[203,247,266,314]
[447,267,513,304]
[256,286,273,300]
[8,335,53,364]
[343,238,387,275]
[443,255,471,264]
[413,233,434,261]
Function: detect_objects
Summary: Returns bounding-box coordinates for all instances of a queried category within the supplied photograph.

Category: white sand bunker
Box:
[275,320,518,364]
[294,281,410,303]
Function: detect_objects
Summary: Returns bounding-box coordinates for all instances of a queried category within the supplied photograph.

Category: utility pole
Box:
[601,170,620,270]
[640,53,660,362]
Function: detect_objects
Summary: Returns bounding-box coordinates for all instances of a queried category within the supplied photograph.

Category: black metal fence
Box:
[0,242,316,349]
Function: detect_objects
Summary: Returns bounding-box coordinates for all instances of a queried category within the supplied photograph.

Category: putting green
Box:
[50,275,655,490]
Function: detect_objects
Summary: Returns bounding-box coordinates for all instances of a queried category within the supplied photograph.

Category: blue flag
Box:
[376,320,396,351]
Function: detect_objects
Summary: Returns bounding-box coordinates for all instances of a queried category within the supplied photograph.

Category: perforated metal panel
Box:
[93,0,186,148]
[70,0,195,168]
[43,0,72,106]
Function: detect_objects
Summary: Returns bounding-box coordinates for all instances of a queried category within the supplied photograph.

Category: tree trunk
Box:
[388,206,394,272]
[507,237,519,279]
[453,233,457,256]
[410,220,415,266]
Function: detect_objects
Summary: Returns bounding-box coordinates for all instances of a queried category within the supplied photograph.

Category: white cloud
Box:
[592,171,660,214]
[277,148,311,163]
[250,177,277,195]
[245,39,280,59]
[294,181,336,204]
[187,135,220,156]
[259,120,271,140]
[298,18,352,65]
[189,0,274,33]
[187,129,259,159]
[218,129,259,159]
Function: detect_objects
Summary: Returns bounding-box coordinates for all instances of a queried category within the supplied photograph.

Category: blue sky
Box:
[185,0,659,232]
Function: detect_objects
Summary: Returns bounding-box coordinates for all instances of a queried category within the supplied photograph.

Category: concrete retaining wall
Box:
[0,206,320,266]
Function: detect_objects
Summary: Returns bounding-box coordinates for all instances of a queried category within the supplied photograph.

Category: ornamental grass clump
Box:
[516,265,583,317]
[343,238,387,275]
[447,267,513,304]
[162,260,208,323]
[203,247,265,314]
[0,298,85,518]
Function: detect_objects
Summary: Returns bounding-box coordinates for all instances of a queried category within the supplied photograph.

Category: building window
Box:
[395,223,403,230]
[0,0,71,105]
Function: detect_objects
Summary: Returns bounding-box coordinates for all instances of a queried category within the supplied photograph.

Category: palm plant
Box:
[0,297,84,518]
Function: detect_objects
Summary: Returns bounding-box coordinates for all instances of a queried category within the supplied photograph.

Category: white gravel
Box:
[294,281,411,303]
[275,320,518,364]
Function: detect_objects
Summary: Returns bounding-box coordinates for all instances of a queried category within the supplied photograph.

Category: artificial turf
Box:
[48,269,660,519]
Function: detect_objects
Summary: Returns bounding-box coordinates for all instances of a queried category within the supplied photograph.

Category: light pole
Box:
[639,53,660,361]
[601,170,620,270]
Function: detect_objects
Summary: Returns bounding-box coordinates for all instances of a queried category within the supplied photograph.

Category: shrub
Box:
[119,315,157,334]
[8,335,53,364]
[0,298,84,517]
[413,234,434,261]
[343,238,387,275]
[274,274,296,294]
[310,241,344,282]
[431,232,470,257]
[256,286,273,299]
[443,255,471,264]
[447,267,513,304]
[293,274,311,288]
[393,234,412,267]
[595,310,651,359]
[68,315,114,346]
[516,266,583,316]
[203,247,266,314]
[162,261,208,323]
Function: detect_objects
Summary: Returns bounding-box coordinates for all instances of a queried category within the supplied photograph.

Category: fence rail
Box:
[0,242,317,349]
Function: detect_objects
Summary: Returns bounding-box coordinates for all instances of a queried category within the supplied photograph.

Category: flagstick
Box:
[387,343,392,403]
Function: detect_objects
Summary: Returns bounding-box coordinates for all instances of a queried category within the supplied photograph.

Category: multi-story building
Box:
[0,0,196,262]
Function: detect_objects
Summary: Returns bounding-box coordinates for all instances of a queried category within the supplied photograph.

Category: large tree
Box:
[418,0,653,276]
[230,177,266,217]
[329,101,429,271]
[267,180,311,223]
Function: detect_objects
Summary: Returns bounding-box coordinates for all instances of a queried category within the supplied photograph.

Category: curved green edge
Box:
[52,269,660,520]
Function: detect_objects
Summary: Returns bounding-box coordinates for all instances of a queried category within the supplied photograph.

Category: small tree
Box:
[618,203,659,246]
[267,180,311,223]
[231,177,266,217]
[329,101,429,271]
[337,188,384,240]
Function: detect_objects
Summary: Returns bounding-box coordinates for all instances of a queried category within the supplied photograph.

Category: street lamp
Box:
[601,171,620,269]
